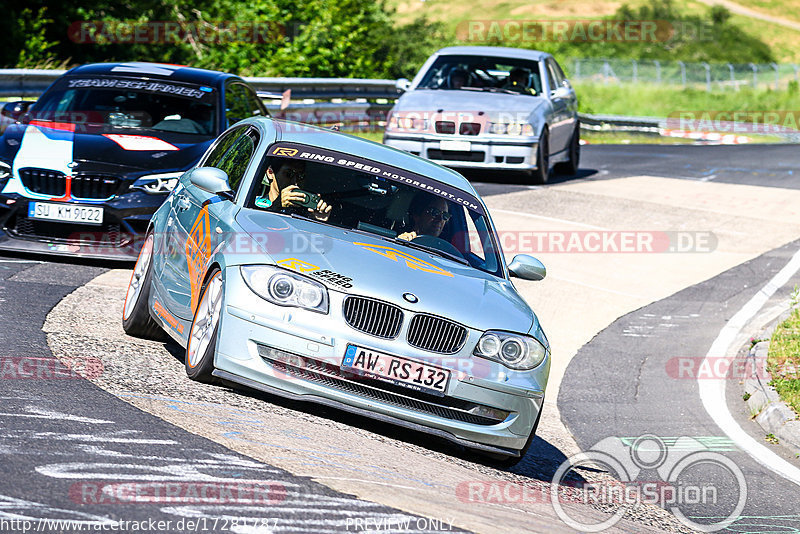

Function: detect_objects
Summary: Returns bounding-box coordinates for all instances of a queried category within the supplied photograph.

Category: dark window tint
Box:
[550,59,567,84]
[545,61,557,93]
[225,83,265,126]
[225,83,249,127]
[242,85,267,117]
[214,128,259,191]
[203,127,243,168]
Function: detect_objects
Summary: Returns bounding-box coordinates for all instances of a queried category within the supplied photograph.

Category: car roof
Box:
[64,62,238,86]
[433,46,549,61]
[248,118,479,195]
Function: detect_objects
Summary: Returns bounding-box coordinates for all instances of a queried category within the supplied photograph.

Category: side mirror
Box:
[395,78,412,92]
[508,254,546,281]
[550,86,570,99]
[190,167,233,197]
[1,101,34,122]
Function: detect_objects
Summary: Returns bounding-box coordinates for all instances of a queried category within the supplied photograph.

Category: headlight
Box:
[240,265,329,314]
[488,122,534,136]
[0,160,10,188]
[131,171,183,194]
[473,330,547,370]
[388,115,427,131]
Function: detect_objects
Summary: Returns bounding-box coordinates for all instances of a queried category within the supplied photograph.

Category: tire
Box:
[480,402,543,468]
[554,123,580,176]
[528,128,550,185]
[122,232,166,340]
[185,269,223,383]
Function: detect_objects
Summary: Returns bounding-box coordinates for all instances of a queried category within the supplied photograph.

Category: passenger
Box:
[254,159,331,221]
[397,194,451,241]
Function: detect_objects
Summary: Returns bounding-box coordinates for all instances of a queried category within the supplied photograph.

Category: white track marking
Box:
[0,407,113,424]
[490,208,609,230]
[31,432,177,444]
[698,245,800,485]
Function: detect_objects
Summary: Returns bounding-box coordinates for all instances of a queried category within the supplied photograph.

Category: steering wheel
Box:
[411,235,464,258]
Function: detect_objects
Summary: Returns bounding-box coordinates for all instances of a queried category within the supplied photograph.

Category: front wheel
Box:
[185,269,223,383]
[554,123,580,176]
[122,232,165,340]
[528,129,550,185]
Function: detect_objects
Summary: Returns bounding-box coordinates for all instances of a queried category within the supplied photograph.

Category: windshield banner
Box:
[267,142,484,214]
[64,77,213,100]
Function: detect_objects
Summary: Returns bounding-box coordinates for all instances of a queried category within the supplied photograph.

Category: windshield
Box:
[248,142,503,277]
[418,54,543,96]
[30,76,217,138]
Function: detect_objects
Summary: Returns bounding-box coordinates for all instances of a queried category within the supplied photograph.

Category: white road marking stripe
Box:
[698,245,800,486]
[0,413,113,424]
[31,433,177,444]
[490,208,609,230]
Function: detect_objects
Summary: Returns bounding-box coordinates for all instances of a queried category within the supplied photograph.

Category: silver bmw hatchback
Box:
[122,117,550,465]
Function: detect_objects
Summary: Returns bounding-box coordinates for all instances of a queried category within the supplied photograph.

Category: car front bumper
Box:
[0,192,166,261]
[212,270,547,454]
[384,133,539,171]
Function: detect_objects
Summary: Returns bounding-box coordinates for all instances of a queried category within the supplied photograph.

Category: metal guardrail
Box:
[0,69,401,99]
[1,70,797,141]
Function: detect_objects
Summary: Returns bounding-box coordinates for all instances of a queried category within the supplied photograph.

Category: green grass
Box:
[724,0,800,24]
[768,309,800,416]
[576,82,800,117]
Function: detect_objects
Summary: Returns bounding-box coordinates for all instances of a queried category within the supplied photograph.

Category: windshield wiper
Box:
[392,238,470,266]
[479,87,520,95]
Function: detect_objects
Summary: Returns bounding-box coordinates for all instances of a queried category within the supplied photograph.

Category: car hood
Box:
[394,89,548,119]
[234,209,537,334]
[0,122,212,175]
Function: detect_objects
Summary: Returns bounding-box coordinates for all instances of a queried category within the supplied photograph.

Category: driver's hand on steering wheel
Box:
[310,199,332,222]
[396,231,417,241]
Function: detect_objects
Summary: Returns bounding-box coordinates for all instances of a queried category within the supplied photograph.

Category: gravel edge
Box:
[744,312,800,455]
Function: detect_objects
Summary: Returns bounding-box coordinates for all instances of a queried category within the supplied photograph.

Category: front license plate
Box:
[342,344,450,396]
[440,140,471,152]
[28,202,104,225]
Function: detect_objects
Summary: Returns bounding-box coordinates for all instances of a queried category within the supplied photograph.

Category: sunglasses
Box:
[283,167,304,184]
[424,207,451,221]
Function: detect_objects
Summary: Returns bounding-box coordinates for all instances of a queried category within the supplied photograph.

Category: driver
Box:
[397,194,451,241]
[448,68,469,90]
[255,158,331,221]
[503,67,535,95]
